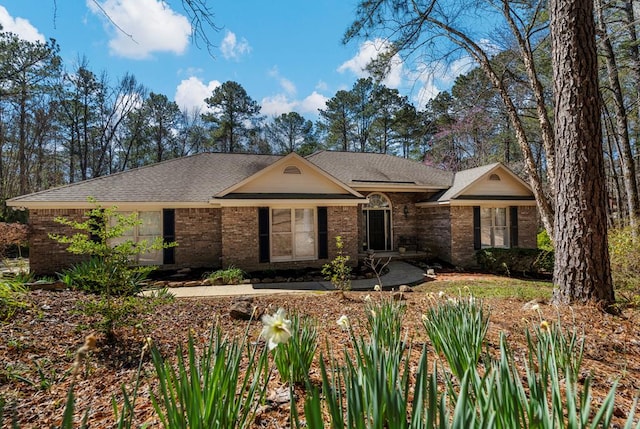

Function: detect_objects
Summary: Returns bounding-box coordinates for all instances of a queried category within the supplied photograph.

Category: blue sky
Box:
[0,1,474,118]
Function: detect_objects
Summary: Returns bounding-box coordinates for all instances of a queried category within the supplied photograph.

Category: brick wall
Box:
[220,207,260,270]
[174,208,221,269]
[517,206,538,248]
[450,206,477,267]
[28,209,89,275]
[418,206,452,262]
[327,206,358,263]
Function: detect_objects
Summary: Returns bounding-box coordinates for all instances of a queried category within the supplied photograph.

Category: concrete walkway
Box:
[166,261,425,298]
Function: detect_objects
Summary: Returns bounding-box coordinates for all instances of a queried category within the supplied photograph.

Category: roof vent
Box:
[489,173,501,181]
[283,165,302,175]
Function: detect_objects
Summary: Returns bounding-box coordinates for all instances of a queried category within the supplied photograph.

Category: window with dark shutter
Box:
[163,209,175,264]
[318,207,328,259]
[258,207,270,263]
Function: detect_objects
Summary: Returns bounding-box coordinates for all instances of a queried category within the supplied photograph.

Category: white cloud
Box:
[174,76,221,112]
[268,67,296,96]
[88,0,191,59]
[301,91,328,115]
[260,91,328,118]
[220,30,251,60]
[0,6,45,42]
[315,81,328,92]
[337,38,404,88]
[261,94,297,117]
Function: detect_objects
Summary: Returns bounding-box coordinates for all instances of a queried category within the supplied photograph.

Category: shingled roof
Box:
[306,151,453,189]
[7,153,283,204]
[8,151,460,206]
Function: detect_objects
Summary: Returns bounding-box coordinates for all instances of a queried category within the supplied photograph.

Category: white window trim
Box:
[270,207,318,262]
[480,206,510,249]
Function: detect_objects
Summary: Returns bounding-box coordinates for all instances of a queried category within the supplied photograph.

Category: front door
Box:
[367,210,390,251]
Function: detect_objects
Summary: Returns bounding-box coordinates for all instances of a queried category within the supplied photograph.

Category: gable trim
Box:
[447,164,532,201]
[215,152,364,199]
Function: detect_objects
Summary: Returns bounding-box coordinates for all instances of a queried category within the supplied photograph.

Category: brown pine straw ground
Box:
[1,276,639,428]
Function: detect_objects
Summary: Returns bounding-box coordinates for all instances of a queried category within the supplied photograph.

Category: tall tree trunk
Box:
[18,83,28,195]
[427,19,555,237]
[550,0,614,305]
[595,0,640,231]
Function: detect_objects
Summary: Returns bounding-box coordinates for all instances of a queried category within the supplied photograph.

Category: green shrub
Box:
[322,236,352,295]
[608,226,640,292]
[476,247,553,276]
[206,265,246,285]
[537,229,554,251]
[76,295,155,340]
[61,257,152,297]
[50,199,175,297]
[0,280,29,321]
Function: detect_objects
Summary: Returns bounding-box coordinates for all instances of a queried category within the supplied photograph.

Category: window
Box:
[480,207,509,248]
[283,165,302,174]
[271,208,316,261]
[109,211,163,265]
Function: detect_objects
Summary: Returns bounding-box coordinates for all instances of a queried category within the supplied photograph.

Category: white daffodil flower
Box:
[260,308,292,350]
[337,315,350,330]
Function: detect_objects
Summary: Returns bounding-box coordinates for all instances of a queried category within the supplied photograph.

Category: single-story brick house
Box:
[7,151,538,275]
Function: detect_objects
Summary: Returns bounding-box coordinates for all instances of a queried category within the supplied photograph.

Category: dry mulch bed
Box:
[1,283,639,428]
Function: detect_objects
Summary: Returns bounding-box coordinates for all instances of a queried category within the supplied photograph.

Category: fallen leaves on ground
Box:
[1,283,639,428]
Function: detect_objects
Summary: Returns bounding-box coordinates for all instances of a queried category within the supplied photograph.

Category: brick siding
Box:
[174,208,221,269]
[28,209,89,275]
[418,206,452,262]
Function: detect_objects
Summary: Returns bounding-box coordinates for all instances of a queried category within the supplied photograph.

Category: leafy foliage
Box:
[609,226,640,293]
[476,247,554,276]
[322,236,352,294]
[206,265,246,285]
[0,280,29,321]
[50,200,173,296]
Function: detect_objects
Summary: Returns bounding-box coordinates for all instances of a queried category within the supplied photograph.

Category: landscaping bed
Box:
[1,278,639,427]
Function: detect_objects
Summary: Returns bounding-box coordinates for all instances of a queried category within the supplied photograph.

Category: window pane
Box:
[272,233,292,257]
[494,208,507,227]
[272,209,291,233]
[139,211,162,236]
[139,248,162,265]
[494,227,507,247]
[295,231,315,257]
[481,227,492,247]
[111,212,134,236]
[295,209,314,232]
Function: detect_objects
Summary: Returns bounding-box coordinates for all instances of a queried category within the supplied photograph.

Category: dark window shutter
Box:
[258,207,270,263]
[318,207,328,259]
[163,209,175,264]
[510,206,519,247]
[473,206,481,250]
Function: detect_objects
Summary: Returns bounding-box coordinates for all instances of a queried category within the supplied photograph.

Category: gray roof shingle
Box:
[8,151,459,205]
[306,151,453,188]
[8,153,283,204]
